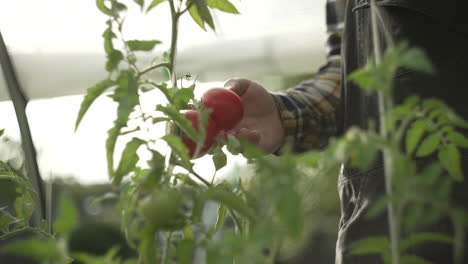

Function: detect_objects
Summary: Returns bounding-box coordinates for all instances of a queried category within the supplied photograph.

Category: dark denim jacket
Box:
[337,1,468,263]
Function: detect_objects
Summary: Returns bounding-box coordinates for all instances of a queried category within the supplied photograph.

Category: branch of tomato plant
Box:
[370,1,400,264]
[161,231,173,264]
[0,227,52,241]
[168,0,179,88]
[138,63,171,78]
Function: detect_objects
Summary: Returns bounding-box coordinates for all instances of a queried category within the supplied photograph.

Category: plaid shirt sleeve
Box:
[271,0,345,153]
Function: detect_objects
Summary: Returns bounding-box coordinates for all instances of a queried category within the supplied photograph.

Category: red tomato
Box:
[182,110,219,158]
[201,88,243,131]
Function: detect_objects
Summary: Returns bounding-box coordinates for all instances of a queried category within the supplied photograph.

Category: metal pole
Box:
[0,31,45,227]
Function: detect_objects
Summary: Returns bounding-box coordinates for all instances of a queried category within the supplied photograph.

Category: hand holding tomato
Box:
[223,78,285,154]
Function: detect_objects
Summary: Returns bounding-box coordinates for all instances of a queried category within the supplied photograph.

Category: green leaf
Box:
[188,2,206,30]
[107,71,139,178]
[141,150,165,189]
[115,138,145,185]
[212,148,227,171]
[162,135,191,167]
[96,0,112,15]
[157,105,198,140]
[1,238,61,262]
[75,79,115,131]
[203,186,255,221]
[106,126,121,179]
[102,27,116,54]
[195,0,215,30]
[401,255,432,264]
[0,129,4,137]
[172,86,195,110]
[126,40,161,51]
[416,133,441,157]
[447,131,468,148]
[176,239,195,264]
[406,120,426,155]
[0,208,17,233]
[14,191,33,224]
[438,144,463,181]
[400,232,452,251]
[214,204,227,232]
[133,0,145,9]
[366,196,390,219]
[53,194,78,236]
[399,48,434,74]
[207,0,240,14]
[146,0,167,13]
[349,236,389,255]
[106,50,124,72]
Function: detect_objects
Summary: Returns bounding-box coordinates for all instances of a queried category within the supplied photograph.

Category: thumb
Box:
[224,78,250,97]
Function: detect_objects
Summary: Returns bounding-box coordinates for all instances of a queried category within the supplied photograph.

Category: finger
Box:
[224,78,251,97]
[236,128,261,145]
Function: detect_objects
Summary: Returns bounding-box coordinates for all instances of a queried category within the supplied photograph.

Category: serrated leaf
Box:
[14,192,33,224]
[115,138,145,184]
[0,208,17,233]
[0,129,4,137]
[102,27,116,54]
[400,232,452,251]
[146,0,167,13]
[106,50,124,72]
[447,131,468,148]
[162,135,191,167]
[75,79,115,131]
[96,0,112,15]
[107,71,139,178]
[157,105,198,140]
[406,120,426,155]
[203,186,254,221]
[416,133,441,157]
[438,144,463,181]
[53,194,78,236]
[126,40,161,51]
[172,86,195,110]
[141,150,165,188]
[212,148,227,171]
[1,238,61,262]
[106,126,121,179]
[207,0,239,14]
[176,239,195,264]
[399,48,434,74]
[349,236,389,255]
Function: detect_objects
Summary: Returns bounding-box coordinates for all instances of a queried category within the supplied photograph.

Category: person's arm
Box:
[225,0,345,154]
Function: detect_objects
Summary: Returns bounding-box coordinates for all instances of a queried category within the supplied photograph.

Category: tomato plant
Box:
[202,88,243,131]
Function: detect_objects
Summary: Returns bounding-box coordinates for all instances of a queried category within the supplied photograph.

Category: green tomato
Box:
[140,188,184,230]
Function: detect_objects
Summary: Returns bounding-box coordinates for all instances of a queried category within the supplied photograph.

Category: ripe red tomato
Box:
[201,88,243,131]
[182,110,219,158]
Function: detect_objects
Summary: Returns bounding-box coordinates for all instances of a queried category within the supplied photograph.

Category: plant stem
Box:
[169,0,179,88]
[138,62,171,78]
[370,1,400,264]
[161,232,173,264]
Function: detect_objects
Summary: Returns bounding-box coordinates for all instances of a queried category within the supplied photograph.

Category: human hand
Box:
[224,78,284,154]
